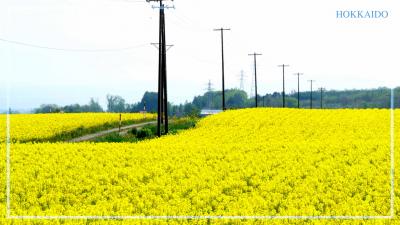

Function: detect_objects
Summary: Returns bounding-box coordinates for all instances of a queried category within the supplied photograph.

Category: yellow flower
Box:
[0,108,399,225]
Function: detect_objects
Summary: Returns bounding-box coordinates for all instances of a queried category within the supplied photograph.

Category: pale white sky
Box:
[0,0,399,110]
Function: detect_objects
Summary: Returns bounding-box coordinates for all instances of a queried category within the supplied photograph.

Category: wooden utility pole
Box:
[248,53,262,107]
[147,0,174,137]
[213,28,231,111]
[294,73,303,108]
[308,80,316,109]
[278,64,289,108]
[319,87,325,109]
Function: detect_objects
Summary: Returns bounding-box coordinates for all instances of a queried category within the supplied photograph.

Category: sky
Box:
[0,0,399,111]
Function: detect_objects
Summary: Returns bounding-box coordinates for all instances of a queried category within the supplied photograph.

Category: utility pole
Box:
[278,64,289,108]
[151,42,173,125]
[263,95,265,107]
[248,52,262,107]
[293,73,303,108]
[319,87,325,109]
[213,28,230,111]
[151,43,174,50]
[147,0,174,137]
[308,80,316,109]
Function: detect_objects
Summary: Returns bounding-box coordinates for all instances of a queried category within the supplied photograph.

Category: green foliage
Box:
[106,95,126,112]
[168,117,197,134]
[33,87,400,116]
[192,89,248,110]
[96,133,125,142]
[130,127,138,135]
[93,117,199,143]
[136,128,153,139]
[251,87,399,109]
[35,98,103,113]
[95,133,138,143]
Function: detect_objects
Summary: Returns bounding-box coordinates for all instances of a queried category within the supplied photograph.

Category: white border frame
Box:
[4,89,396,220]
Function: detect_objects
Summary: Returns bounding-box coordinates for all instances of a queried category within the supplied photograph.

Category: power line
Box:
[173,11,210,32]
[108,0,147,3]
[150,43,174,51]
[0,38,149,52]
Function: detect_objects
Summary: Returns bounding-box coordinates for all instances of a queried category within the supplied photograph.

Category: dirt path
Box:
[69,121,157,143]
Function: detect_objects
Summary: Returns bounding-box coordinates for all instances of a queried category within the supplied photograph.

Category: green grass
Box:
[94,117,199,143]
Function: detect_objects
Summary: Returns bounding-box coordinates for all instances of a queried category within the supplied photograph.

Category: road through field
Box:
[68,121,156,142]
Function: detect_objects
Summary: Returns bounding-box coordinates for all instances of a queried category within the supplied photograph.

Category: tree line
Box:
[33,87,399,115]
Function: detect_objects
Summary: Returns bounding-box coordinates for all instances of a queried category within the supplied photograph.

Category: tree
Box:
[87,98,103,112]
[34,104,61,113]
[183,102,200,117]
[106,95,126,112]
[226,89,247,108]
[63,104,81,113]
[61,98,103,113]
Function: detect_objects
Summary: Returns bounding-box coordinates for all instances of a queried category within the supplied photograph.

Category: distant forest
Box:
[32,87,400,116]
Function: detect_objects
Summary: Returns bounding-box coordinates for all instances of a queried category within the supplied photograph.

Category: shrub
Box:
[130,128,138,135]
[136,128,153,139]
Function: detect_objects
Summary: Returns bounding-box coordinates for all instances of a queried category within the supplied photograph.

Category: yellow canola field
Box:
[0,113,154,142]
[0,108,399,225]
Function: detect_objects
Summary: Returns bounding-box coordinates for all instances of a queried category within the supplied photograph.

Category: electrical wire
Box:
[81,0,148,3]
[106,0,147,3]
[0,38,149,52]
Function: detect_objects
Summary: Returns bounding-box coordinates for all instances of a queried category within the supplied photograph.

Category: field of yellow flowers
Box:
[0,108,399,225]
[0,113,154,142]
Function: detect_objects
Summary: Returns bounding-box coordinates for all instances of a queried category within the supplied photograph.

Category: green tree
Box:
[106,95,126,112]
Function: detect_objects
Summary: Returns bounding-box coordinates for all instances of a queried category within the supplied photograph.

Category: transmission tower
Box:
[205,80,214,109]
[206,80,213,92]
[238,70,246,90]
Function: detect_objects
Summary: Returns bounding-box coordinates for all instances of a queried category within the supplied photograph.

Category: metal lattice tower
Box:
[239,70,246,90]
[205,80,214,109]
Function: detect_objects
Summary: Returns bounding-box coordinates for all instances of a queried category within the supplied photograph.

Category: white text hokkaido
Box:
[336,10,388,19]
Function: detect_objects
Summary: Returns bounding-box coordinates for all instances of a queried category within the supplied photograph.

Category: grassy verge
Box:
[94,117,199,143]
